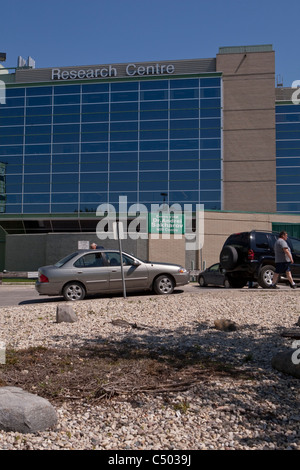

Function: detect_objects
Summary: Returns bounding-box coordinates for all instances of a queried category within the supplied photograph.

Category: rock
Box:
[0,386,58,433]
[0,341,5,364]
[272,350,300,379]
[280,329,300,339]
[56,304,78,323]
[214,318,238,332]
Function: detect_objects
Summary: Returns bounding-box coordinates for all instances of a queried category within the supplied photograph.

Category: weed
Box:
[242,353,254,363]
[173,400,190,414]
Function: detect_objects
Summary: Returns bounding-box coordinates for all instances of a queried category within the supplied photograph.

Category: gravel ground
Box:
[0,287,300,450]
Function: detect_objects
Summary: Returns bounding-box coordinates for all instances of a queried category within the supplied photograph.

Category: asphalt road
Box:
[0,282,294,307]
[0,283,203,307]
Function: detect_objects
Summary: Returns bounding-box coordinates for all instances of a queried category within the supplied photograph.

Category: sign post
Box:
[113,221,126,299]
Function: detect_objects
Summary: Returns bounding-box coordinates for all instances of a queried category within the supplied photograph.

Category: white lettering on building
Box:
[125,63,175,76]
[51,63,175,81]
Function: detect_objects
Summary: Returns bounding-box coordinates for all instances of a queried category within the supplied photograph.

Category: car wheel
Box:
[63,282,86,301]
[219,245,239,270]
[198,276,207,287]
[258,265,275,289]
[223,278,231,288]
[153,275,174,295]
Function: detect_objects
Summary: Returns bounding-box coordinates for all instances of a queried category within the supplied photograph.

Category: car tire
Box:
[258,265,275,289]
[198,276,207,287]
[153,275,174,295]
[220,246,238,270]
[63,282,86,301]
[223,278,231,288]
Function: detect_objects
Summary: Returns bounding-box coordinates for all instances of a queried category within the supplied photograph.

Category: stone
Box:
[214,318,238,332]
[0,341,5,364]
[272,349,300,379]
[0,386,58,433]
[56,304,78,323]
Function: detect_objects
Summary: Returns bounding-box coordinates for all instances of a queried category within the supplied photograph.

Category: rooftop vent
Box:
[276,75,283,87]
[17,56,35,69]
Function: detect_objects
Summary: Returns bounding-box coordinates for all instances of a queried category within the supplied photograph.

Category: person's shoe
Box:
[290,283,297,289]
[270,284,278,289]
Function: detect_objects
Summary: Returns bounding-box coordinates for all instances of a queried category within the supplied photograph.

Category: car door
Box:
[288,237,300,279]
[73,252,110,293]
[105,252,149,291]
[206,263,224,285]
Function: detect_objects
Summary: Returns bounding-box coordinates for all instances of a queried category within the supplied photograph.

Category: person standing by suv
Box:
[271,231,297,289]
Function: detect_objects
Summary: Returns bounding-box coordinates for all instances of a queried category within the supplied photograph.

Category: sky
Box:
[1,0,299,87]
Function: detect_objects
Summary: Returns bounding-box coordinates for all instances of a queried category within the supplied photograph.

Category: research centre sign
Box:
[15,58,216,84]
[51,63,175,81]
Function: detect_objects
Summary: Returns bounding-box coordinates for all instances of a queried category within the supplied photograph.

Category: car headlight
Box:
[178,268,188,273]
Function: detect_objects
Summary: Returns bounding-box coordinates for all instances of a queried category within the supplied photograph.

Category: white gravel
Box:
[0,287,300,450]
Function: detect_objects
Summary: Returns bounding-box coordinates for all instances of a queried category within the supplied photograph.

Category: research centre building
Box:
[0,44,300,272]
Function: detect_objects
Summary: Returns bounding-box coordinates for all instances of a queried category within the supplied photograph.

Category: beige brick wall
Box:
[216,50,276,213]
[148,234,186,266]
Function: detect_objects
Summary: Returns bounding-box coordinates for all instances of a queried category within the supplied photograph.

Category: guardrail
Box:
[189,270,200,282]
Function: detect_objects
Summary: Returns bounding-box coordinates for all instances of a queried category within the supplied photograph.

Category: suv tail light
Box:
[39,274,49,283]
[248,249,255,260]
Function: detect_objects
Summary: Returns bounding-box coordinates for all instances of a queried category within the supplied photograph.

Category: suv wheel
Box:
[258,265,275,289]
[220,246,238,270]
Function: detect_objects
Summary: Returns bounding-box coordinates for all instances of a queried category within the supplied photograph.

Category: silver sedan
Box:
[35,249,190,301]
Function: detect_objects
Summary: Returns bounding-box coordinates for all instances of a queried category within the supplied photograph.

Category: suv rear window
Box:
[224,232,249,248]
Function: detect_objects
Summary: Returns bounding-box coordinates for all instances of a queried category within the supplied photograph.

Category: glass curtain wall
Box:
[276,103,300,213]
[0,76,222,214]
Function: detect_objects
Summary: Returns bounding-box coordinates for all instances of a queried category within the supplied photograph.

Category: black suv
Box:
[219,230,300,288]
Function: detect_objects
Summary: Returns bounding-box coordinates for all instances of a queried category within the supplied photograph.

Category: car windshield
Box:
[54,252,79,267]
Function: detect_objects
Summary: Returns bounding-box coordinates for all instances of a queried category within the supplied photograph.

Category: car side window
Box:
[210,264,219,271]
[255,233,270,249]
[106,252,135,266]
[290,237,300,254]
[74,253,104,268]
[268,234,277,249]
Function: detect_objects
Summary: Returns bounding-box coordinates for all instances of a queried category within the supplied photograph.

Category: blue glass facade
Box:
[276,103,300,213]
[0,76,222,215]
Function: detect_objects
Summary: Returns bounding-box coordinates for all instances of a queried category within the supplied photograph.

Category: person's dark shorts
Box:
[275,262,291,274]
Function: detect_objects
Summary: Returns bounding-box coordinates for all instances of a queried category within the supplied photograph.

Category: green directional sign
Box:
[148,212,185,234]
